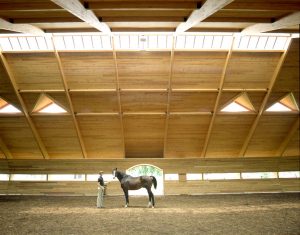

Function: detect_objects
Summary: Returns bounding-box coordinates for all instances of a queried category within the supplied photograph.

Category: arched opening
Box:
[126,164,164,196]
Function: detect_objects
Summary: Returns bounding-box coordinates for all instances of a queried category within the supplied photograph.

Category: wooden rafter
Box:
[111,36,126,158]
[163,35,176,157]
[50,0,111,33]
[239,38,292,157]
[51,38,88,159]
[242,12,300,34]
[0,51,49,159]
[276,118,299,156]
[176,0,235,33]
[201,37,236,157]
[0,18,44,35]
[0,136,13,159]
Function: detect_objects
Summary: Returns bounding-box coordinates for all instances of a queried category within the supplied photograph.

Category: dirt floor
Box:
[0,193,299,235]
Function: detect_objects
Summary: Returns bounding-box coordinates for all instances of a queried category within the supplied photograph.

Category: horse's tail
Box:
[151,176,157,189]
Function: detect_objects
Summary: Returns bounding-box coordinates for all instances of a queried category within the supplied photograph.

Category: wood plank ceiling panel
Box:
[4,53,64,90]
[121,91,167,113]
[123,115,165,158]
[0,117,43,159]
[170,92,217,112]
[283,129,300,157]
[71,92,119,113]
[172,52,228,89]
[273,38,299,92]
[32,116,83,159]
[117,51,170,89]
[244,114,299,157]
[206,114,256,157]
[224,52,283,89]
[59,52,117,90]
[77,116,124,158]
[165,115,211,158]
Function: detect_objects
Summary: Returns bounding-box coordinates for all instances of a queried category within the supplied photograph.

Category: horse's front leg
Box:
[146,188,154,208]
[122,188,129,208]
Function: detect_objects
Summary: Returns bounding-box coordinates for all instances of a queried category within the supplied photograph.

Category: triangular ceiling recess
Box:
[266,93,299,112]
[32,94,67,114]
[221,92,255,113]
[0,97,21,114]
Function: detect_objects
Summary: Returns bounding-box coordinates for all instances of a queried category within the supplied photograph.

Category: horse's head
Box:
[112,168,117,179]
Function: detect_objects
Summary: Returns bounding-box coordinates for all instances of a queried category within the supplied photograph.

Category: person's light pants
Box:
[97,186,104,208]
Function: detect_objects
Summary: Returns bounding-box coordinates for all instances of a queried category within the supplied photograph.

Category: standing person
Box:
[97,171,105,208]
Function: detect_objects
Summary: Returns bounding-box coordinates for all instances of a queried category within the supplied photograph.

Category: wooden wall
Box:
[0,157,299,195]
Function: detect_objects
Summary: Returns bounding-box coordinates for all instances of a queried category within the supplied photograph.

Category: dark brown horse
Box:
[112,168,157,208]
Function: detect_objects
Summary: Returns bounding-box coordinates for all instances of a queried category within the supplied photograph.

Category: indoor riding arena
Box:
[0,1,299,235]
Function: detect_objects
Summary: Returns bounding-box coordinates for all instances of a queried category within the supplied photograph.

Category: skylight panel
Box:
[256,37,268,49]
[176,35,185,49]
[39,103,67,114]
[101,35,112,49]
[238,36,250,49]
[194,35,204,49]
[248,36,259,49]
[27,37,39,50]
[203,35,213,49]
[0,37,12,51]
[129,35,139,49]
[166,35,173,49]
[36,37,48,50]
[120,35,130,49]
[148,35,158,49]
[113,35,121,49]
[221,102,249,112]
[266,102,292,112]
[53,36,65,50]
[18,37,30,50]
[82,35,93,49]
[212,36,223,49]
[221,36,232,49]
[0,98,21,114]
[185,35,195,49]
[0,104,21,113]
[157,35,167,49]
[64,36,74,49]
[73,35,84,49]
[274,37,288,50]
[32,93,67,114]
[265,36,276,49]
[91,35,102,49]
[9,37,21,50]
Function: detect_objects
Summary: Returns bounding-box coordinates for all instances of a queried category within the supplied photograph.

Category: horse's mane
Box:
[116,170,129,180]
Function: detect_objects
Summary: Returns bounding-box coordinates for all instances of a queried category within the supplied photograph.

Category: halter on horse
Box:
[112,168,157,208]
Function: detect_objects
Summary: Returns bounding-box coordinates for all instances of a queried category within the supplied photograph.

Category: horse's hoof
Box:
[124,205,128,208]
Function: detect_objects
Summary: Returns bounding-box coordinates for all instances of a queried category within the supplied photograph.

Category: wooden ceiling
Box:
[0,0,299,160]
